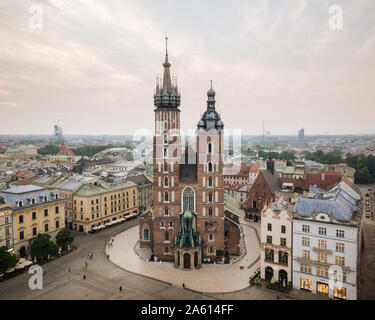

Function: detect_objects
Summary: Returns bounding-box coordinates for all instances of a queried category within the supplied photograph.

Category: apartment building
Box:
[260,198,292,286]
[0,185,65,257]
[72,179,138,232]
[292,185,361,300]
[0,198,13,249]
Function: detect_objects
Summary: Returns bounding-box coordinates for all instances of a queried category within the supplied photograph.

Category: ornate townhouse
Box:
[0,198,13,249]
[260,198,293,286]
[0,185,65,257]
[292,184,361,300]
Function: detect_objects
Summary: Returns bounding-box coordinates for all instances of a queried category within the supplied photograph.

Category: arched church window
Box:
[164,162,168,172]
[164,207,168,216]
[208,162,213,172]
[165,231,169,241]
[209,207,213,216]
[164,191,169,202]
[143,228,149,240]
[164,148,167,158]
[164,177,169,187]
[164,135,168,144]
[208,142,213,154]
[208,176,213,187]
[208,192,213,202]
[182,187,195,212]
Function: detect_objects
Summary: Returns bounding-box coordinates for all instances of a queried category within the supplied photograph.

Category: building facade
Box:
[260,199,292,286]
[126,174,152,214]
[72,179,138,232]
[138,39,240,269]
[0,198,13,249]
[0,185,65,257]
[292,186,360,300]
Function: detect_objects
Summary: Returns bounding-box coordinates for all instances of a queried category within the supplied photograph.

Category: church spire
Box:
[162,36,172,93]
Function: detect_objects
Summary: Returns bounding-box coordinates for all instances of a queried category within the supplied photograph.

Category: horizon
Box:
[1,0,374,135]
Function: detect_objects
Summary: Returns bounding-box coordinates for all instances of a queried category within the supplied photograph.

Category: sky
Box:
[0,0,374,136]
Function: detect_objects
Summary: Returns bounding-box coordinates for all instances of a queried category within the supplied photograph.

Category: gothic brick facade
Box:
[138,39,240,268]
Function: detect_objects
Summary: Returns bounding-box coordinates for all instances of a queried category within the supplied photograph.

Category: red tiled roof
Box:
[250,163,259,173]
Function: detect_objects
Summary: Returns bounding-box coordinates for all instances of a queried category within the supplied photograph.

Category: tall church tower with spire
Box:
[138,39,240,269]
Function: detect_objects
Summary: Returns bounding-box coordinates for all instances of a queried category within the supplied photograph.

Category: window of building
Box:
[164,177,169,187]
[302,225,310,233]
[318,239,327,249]
[302,237,310,246]
[209,234,213,241]
[44,209,48,217]
[316,266,329,277]
[336,230,345,238]
[44,224,49,232]
[335,256,345,266]
[280,238,287,247]
[300,278,312,291]
[55,220,59,229]
[164,207,169,216]
[165,246,169,254]
[265,249,274,262]
[302,249,310,259]
[208,142,213,154]
[32,212,37,220]
[208,176,213,187]
[334,287,347,300]
[266,235,272,244]
[164,191,169,202]
[281,225,286,234]
[267,223,272,231]
[165,231,169,241]
[19,231,24,240]
[164,162,168,172]
[336,242,344,253]
[300,264,312,274]
[279,252,288,265]
[319,227,327,236]
[55,206,59,214]
[208,192,213,202]
[182,187,195,212]
[208,162,213,172]
[19,215,24,224]
[318,253,327,263]
[208,207,213,217]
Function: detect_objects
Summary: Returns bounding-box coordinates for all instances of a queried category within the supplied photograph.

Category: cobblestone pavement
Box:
[0,216,328,300]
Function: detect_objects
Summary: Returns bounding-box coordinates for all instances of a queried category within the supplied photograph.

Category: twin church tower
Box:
[139,38,240,269]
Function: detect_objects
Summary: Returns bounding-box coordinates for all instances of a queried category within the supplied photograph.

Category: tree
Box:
[0,246,18,274]
[30,234,58,264]
[56,228,74,252]
[37,144,59,156]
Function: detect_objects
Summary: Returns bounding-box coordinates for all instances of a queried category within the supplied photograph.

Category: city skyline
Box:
[0,0,374,135]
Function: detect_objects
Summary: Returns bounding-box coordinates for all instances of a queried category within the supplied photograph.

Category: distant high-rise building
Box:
[298,128,304,141]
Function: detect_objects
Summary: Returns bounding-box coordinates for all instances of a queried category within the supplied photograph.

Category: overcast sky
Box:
[0,0,374,136]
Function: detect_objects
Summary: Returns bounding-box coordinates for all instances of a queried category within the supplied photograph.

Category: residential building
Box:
[292,185,361,300]
[249,163,260,184]
[57,175,99,229]
[260,198,292,286]
[126,174,152,214]
[0,185,65,257]
[0,197,13,249]
[72,179,138,232]
[223,165,251,186]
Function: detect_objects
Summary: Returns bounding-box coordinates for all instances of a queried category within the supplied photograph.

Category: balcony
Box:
[312,247,333,255]
[294,257,350,272]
